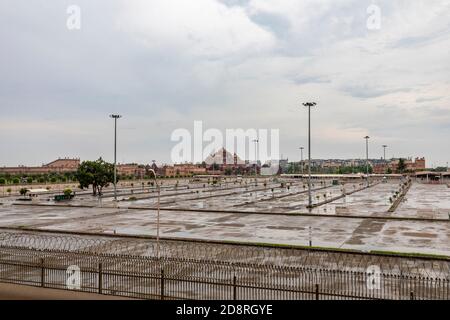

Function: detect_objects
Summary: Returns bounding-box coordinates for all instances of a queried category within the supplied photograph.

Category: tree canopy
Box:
[75,158,116,196]
[397,158,407,173]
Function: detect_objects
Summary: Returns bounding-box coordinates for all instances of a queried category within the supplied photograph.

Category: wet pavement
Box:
[0,180,449,257]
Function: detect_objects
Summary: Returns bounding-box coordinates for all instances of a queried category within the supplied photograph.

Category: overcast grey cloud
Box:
[0,0,449,167]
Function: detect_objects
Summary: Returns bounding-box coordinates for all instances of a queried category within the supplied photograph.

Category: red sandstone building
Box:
[117,163,146,178]
[373,157,426,174]
[0,158,80,175]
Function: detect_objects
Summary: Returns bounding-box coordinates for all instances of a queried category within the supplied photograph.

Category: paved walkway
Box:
[0,282,132,300]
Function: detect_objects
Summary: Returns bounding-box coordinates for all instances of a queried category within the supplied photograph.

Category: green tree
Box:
[75,158,116,196]
[397,158,407,173]
[0,178,5,185]
[19,188,28,198]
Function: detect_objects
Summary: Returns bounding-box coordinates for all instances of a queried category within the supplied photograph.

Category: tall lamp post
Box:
[149,169,161,259]
[303,102,316,208]
[364,136,370,186]
[109,114,122,202]
[299,147,304,174]
[382,145,388,174]
[252,139,259,183]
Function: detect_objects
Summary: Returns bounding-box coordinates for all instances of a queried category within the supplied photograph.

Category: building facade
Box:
[0,158,80,175]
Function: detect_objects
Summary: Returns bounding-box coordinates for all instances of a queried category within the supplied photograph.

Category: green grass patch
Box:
[369,250,449,260]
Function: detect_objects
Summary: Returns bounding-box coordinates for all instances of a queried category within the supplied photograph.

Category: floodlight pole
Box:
[253,139,259,185]
[149,169,161,259]
[364,136,370,186]
[110,114,122,202]
[303,102,316,209]
[300,147,304,174]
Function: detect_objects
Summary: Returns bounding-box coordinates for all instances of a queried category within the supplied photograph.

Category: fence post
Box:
[160,267,165,300]
[315,284,319,300]
[98,263,103,294]
[410,291,414,300]
[40,258,45,288]
[233,275,237,300]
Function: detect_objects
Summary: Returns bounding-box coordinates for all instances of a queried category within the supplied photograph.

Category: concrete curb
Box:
[11,202,450,223]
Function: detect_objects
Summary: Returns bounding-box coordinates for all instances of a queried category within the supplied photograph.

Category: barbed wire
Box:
[0,231,448,278]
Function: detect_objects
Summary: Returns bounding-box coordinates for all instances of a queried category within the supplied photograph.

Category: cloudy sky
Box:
[1,0,449,167]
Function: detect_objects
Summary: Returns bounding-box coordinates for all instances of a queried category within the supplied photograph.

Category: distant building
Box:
[117,163,146,178]
[0,157,80,175]
[204,148,248,174]
[160,165,176,177]
[158,164,207,177]
[174,164,207,176]
[373,157,426,174]
[204,148,245,166]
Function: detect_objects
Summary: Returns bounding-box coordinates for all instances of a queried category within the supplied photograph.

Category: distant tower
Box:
[223,148,227,165]
[234,153,238,166]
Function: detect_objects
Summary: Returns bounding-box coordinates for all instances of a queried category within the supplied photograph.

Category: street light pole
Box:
[300,147,304,175]
[149,169,161,259]
[303,102,316,208]
[364,136,370,186]
[382,145,388,162]
[109,114,122,202]
[252,139,259,179]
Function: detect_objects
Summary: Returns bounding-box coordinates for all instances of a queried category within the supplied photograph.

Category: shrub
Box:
[19,188,28,196]
[63,188,72,197]
[0,178,5,185]
[12,178,20,184]
[27,177,33,184]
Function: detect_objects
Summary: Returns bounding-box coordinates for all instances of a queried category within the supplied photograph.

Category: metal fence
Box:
[1,231,449,279]
[0,246,448,300]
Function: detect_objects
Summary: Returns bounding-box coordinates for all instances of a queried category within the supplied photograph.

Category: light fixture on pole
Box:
[149,169,161,259]
[109,114,122,202]
[302,102,317,209]
[364,136,370,186]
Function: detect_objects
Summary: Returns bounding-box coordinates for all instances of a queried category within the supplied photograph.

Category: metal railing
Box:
[0,246,448,300]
